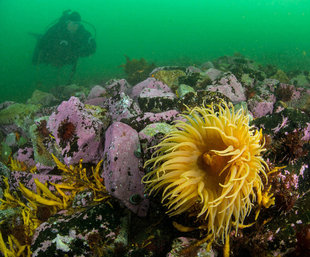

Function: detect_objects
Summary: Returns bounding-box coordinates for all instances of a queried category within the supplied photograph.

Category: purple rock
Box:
[200,61,215,70]
[301,123,310,142]
[9,171,63,192]
[103,122,149,217]
[126,110,183,132]
[35,163,55,174]
[31,203,124,257]
[204,68,222,81]
[207,73,246,103]
[105,79,131,96]
[246,78,277,118]
[47,96,105,165]
[138,88,177,112]
[248,99,274,118]
[186,66,202,74]
[263,79,279,92]
[15,147,36,167]
[87,85,107,99]
[135,110,181,124]
[84,97,106,108]
[130,78,172,100]
[140,88,176,99]
[107,92,142,122]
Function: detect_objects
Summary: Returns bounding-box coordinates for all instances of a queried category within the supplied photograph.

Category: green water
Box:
[1,0,309,103]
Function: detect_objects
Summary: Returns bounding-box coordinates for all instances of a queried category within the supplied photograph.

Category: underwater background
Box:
[0,0,309,103]
[1,1,310,256]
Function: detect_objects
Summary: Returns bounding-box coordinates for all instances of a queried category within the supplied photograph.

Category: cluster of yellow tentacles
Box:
[143,101,275,257]
[0,156,108,257]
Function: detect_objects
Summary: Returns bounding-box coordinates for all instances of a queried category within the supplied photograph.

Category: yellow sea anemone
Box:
[143,101,269,249]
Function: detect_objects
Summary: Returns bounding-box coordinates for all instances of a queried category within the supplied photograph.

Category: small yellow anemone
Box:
[143,101,269,249]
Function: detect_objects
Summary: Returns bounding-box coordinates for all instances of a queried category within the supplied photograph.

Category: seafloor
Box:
[0,55,309,257]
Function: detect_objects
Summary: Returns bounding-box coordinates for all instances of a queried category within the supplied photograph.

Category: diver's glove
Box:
[60,40,69,46]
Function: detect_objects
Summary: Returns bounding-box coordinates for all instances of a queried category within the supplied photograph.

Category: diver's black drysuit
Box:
[32,14,96,81]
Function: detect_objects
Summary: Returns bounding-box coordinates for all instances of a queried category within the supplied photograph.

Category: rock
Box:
[84,97,106,108]
[29,117,56,168]
[270,69,290,84]
[150,66,186,75]
[0,162,10,198]
[248,97,274,118]
[4,132,18,147]
[167,237,216,257]
[200,61,215,70]
[31,202,126,257]
[87,85,107,99]
[15,147,36,168]
[253,108,310,165]
[177,84,195,98]
[0,162,10,178]
[301,122,310,142]
[9,171,63,192]
[47,97,107,166]
[27,90,58,106]
[107,92,142,122]
[138,88,176,113]
[130,77,172,100]
[103,122,149,217]
[34,106,58,119]
[262,78,280,92]
[248,108,310,255]
[241,73,255,88]
[186,66,202,74]
[53,84,88,101]
[207,73,246,103]
[290,73,310,88]
[72,190,96,208]
[125,110,181,131]
[177,90,230,111]
[213,55,266,81]
[0,101,15,111]
[0,207,18,225]
[152,69,186,89]
[105,79,131,96]
[0,103,40,130]
[204,68,222,81]
[3,131,27,151]
[139,122,175,160]
[275,84,310,111]
[247,79,277,118]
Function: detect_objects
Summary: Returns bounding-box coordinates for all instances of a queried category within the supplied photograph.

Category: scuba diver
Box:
[32,10,96,84]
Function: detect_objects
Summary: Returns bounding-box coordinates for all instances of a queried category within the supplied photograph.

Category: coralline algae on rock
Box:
[207,73,246,103]
[130,77,172,100]
[47,96,106,166]
[103,121,149,217]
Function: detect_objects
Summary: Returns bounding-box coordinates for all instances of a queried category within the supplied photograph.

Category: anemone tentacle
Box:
[143,101,270,248]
